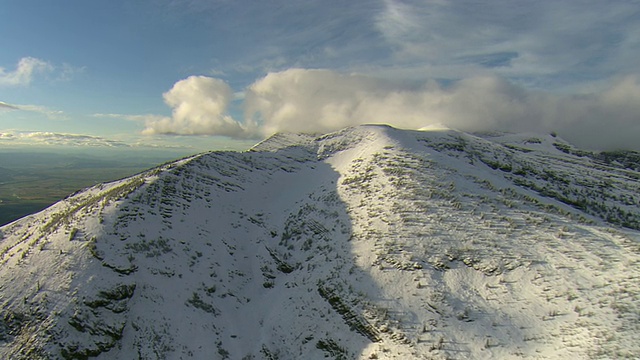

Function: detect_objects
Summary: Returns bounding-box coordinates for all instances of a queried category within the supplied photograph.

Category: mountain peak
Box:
[1,125,639,359]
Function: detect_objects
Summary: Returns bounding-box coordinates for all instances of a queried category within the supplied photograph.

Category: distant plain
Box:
[0,149,184,226]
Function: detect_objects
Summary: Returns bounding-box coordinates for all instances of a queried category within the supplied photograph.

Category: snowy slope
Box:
[0,125,639,359]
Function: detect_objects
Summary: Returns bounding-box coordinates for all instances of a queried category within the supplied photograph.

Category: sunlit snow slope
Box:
[1,125,639,359]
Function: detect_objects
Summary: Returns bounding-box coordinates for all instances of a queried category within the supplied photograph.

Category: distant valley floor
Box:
[0,149,184,226]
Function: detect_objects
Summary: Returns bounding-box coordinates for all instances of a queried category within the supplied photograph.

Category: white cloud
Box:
[0,132,16,140]
[0,101,19,110]
[141,76,248,137]
[0,100,66,120]
[245,69,387,136]
[0,131,130,147]
[16,104,66,120]
[136,69,640,151]
[372,0,640,89]
[0,57,53,86]
[244,69,640,150]
[159,0,639,91]
[56,63,86,82]
[244,69,519,136]
[93,113,168,124]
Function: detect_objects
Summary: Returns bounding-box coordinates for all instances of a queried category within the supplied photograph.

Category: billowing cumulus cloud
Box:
[244,69,640,150]
[142,70,640,151]
[0,57,53,86]
[244,69,389,135]
[245,69,536,136]
[141,76,248,137]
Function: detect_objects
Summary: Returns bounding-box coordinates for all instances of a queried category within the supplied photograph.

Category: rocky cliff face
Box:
[1,125,639,359]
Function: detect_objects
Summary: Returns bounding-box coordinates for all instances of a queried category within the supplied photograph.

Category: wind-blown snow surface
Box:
[1,125,639,359]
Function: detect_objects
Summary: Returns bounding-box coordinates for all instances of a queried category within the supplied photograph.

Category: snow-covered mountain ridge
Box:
[0,125,638,359]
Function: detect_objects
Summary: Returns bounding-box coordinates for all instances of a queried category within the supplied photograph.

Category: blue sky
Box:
[1,0,640,152]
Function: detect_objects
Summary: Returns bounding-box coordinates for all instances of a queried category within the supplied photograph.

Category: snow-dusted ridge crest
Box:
[1,125,639,359]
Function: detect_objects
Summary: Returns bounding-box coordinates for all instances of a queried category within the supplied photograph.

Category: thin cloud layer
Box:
[0,131,130,147]
[141,76,247,137]
[373,0,640,88]
[0,101,19,110]
[0,57,53,86]
[0,100,65,120]
[0,132,15,140]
